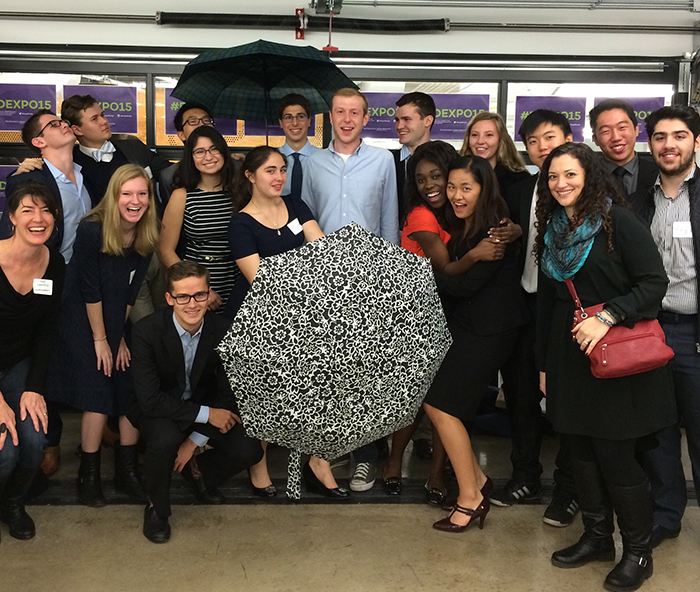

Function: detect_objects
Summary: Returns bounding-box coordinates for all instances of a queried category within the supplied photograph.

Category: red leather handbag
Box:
[564,278,674,379]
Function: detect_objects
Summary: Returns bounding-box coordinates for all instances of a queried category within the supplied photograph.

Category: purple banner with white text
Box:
[364,93,490,140]
[593,97,665,143]
[514,96,586,142]
[0,165,18,214]
[164,89,239,136]
[63,85,138,134]
[0,84,56,131]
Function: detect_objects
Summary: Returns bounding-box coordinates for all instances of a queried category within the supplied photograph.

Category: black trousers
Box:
[138,417,263,517]
[501,290,574,493]
[569,434,648,488]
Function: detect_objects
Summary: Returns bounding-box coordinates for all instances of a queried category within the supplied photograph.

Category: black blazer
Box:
[506,174,538,275]
[128,308,236,430]
[636,154,659,196]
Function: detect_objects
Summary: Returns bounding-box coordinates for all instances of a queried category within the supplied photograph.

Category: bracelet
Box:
[595,312,614,327]
[93,336,107,342]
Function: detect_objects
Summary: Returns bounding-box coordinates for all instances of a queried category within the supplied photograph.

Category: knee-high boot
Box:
[77,449,106,507]
[604,481,653,592]
[114,444,147,503]
[0,465,39,540]
[551,459,616,568]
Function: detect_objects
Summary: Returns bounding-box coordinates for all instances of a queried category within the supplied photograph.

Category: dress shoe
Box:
[40,445,61,477]
[433,500,489,533]
[650,524,680,549]
[442,476,492,510]
[425,480,446,506]
[251,483,277,497]
[551,533,616,568]
[181,456,225,505]
[303,461,350,500]
[383,476,402,496]
[413,438,433,460]
[143,506,170,544]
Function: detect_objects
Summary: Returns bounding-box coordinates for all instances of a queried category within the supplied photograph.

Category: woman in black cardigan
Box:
[535,143,675,592]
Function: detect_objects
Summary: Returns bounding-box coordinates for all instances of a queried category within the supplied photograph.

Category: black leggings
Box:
[568,434,648,488]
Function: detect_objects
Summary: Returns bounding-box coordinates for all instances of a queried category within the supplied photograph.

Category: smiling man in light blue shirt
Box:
[301,88,399,245]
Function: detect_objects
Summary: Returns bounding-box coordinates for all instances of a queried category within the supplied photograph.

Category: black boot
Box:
[0,465,39,540]
[604,481,653,592]
[77,450,106,507]
[114,444,147,503]
[552,460,616,568]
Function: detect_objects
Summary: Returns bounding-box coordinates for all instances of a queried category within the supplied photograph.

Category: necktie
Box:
[290,153,302,200]
[92,140,116,163]
[613,166,628,193]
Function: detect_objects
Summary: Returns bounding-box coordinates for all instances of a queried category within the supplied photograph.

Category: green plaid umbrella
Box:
[172,40,357,131]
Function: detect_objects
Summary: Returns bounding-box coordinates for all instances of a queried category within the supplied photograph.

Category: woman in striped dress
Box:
[159,126,240,311]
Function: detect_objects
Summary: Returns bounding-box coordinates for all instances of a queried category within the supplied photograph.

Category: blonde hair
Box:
[86,164,159,256]
[332,88,368,116]
[459,112,526,173]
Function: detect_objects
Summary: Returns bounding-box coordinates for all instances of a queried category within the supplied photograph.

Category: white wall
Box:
[0,1,696,58]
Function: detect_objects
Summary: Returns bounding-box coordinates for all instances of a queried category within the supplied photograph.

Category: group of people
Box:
[0,86,698,592]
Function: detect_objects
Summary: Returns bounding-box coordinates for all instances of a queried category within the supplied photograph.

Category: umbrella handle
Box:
[286,449,303,501]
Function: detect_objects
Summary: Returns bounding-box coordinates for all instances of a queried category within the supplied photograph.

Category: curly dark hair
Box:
[402,140,458,229]
[534,143,627,262]
[445,155,508,255]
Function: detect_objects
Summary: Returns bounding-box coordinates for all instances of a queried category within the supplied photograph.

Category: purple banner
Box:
[63,85,138,134]
[364,93,490,140]
[593,97,665,143]
[0,84,56,131]
[0,165,17,214]
[164,89,239,136]
[515,96,586,142]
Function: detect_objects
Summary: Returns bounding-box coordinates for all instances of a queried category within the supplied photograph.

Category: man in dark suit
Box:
[392,92,435,221]
[590,99,658,197]
[129,261,263,543]
[494,110,578,527]
[629,105,700,549]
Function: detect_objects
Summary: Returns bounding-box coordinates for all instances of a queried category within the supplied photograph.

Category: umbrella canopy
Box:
[217,223,452,499]
[171,40,358,124]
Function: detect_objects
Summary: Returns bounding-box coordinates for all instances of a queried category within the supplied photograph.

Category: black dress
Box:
[224,194,314,318]
[424,230,527,421]
[536,205,676,440]
[47,219,150,416]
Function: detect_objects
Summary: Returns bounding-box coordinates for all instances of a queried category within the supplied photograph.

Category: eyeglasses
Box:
[281,114,309,123]
[192,146,222,159]
[36,118,70,137]
[184,116,215,127]
[169,290,209,305]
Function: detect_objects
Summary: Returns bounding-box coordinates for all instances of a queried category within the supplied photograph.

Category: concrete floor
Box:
[2,412,699,592]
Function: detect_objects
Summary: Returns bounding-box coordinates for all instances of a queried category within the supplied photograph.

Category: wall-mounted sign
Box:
[63,85,138,134]
[515,96,587,142]
[0,84,56,131]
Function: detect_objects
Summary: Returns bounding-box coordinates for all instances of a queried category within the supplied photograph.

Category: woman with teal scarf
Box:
[535,143,675,592]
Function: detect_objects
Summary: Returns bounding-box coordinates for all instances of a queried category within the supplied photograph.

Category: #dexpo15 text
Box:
[0,99,53,110]
[370,106,486,119]
[519,109,656,122]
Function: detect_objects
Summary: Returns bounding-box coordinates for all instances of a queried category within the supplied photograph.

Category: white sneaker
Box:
[349,462,376,492]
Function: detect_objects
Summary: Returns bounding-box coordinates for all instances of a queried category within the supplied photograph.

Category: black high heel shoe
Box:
[433,499,490,533]
[303,461,350,500]
[247,470,277,497]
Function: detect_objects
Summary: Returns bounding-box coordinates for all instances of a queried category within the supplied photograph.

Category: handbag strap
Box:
[564,277,583,310]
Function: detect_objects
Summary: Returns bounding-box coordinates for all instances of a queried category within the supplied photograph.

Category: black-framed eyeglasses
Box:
[192,146,222,159]
[36,118,70,137]
[281,113,309,123]
[169,290,209,305]
[185,116,215,127]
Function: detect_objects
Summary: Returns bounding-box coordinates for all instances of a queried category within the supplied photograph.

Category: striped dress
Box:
[183,187,241,307]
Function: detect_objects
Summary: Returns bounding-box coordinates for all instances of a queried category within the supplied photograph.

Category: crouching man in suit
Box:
[128,260,263,543]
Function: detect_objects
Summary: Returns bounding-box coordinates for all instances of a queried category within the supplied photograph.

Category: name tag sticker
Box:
[673,221,693,238]
[287,218,303,235]
[129,270,136,284]
[33,278,53,296]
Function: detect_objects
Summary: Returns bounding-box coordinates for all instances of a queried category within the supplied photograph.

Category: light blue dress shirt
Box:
[279,141,320,197]
[172,313,210,446]
[44,160,91,263]
[301,140,399,244]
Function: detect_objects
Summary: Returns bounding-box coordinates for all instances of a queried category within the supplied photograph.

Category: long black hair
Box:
[444,155,508,255]
[174,126,237,198]
[402,140,458,229]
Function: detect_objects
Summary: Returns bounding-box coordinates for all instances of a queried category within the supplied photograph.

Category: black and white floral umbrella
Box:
[217,223,452,498]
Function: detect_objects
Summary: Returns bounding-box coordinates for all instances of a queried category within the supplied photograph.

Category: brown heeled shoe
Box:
[442,476,494,511]
[433,500,490,532]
